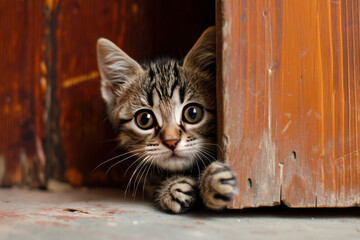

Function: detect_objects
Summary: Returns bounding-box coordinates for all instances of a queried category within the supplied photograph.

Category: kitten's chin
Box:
[156,155,194,172]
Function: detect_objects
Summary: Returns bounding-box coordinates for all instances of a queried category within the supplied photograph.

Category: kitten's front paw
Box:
[200,162,237,210]
[155,176,197,214]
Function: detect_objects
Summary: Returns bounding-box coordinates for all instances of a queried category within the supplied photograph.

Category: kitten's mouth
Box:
[155,150,194,171]
[163,151,187,162]
[169,152,182,160]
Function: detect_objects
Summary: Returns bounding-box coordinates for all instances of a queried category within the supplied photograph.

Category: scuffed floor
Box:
[1,188,360,240]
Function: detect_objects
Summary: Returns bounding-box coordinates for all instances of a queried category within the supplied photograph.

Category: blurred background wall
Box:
[0,0,215,188]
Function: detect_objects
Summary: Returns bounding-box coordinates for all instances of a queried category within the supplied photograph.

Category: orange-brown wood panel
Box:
[218,0,360,208]
[217,0,281,208]
[277,0,360,207]
[49,0,215,187]
[0,0,46,187]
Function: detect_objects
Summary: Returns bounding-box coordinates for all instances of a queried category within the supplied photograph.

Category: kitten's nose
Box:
[163,139,180,150]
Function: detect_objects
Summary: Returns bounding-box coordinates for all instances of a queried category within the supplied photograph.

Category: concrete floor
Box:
[1,188,360,240]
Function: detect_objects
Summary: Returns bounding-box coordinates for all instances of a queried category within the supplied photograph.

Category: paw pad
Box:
[155,177,197,213]
[200,162,237,210]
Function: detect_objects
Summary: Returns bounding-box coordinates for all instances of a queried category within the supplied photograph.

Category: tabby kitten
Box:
[96,27,237,213]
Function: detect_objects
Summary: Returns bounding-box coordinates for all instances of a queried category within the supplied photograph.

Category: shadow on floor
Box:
[186,205,360,219]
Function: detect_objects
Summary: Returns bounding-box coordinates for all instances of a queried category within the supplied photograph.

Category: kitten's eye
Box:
[182,103,204,124]
[135,110,156,130]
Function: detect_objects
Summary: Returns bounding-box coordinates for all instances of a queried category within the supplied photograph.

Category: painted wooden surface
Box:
[0,0,46,187]
[218,0,360,208]
[0,0,214,187]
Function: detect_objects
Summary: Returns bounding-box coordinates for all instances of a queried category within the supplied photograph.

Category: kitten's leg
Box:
[155,176,198,214]
[200,161,237,210]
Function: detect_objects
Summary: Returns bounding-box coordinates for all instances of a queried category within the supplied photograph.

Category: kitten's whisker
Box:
[201,145,217,151]
[125,158,148,197]
[200,148,217,162]
[133,166,147,198]
[134,158,153,198]
[92,149,143,172]
[132,159,150,197]
[100,116,110,126]
[191,152,201,175]
[123,144,147,147]
[194,152,207,170]
[105,152,142,175]
[198,150,213,165]
[195,159,201,176]
[142,158,154,200]
[124,153,147,176]
[125,162,144,197]
[201,151,217,166]
[200,145,217,154]
[196,151,210,171]
[200,143,224,155]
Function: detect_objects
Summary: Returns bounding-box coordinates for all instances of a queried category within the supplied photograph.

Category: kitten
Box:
[96,27,237,213]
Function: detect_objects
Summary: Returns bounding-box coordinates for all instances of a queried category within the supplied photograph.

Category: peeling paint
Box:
[281,120,292,134]
[253,133,278,206]
[314,112,321,120]
[278,162,284,186]
[266,0,274,140]
[300,48,309,58]
[222,135,229,161]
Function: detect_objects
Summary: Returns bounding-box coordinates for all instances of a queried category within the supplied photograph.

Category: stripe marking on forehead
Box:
[152,88,163,127]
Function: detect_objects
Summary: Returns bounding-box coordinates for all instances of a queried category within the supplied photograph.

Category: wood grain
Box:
[0,0,46,187]
[218,0,280,208]
[278,0,360,207]
[218,0,360,208]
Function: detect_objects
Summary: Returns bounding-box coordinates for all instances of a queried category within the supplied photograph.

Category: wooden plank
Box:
[218,0,281,208]
[50,0,215,187]
[276,0,360,207]
[218,0,360,208]
[0,0,46,187]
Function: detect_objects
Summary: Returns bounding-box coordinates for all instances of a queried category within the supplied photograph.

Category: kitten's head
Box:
[97,27,216,171]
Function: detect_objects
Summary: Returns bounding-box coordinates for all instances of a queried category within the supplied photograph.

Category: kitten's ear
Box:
[183,26,216,73]
[97,38,143,106]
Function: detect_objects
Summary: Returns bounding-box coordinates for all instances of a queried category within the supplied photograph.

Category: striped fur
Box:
[97,27,236,213]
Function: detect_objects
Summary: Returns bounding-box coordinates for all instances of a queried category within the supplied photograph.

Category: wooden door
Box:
[2,0,359,209]
[217,0,360,208]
